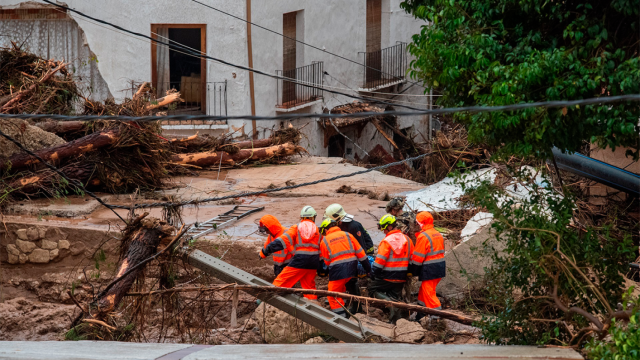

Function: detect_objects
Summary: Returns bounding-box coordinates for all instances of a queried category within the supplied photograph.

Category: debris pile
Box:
[0,47,306,206]
[0,43,79,115]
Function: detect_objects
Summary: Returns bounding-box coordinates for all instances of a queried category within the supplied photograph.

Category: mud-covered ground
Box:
[0,158,481,344]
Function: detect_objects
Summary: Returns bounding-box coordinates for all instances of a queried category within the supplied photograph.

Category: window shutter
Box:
[283,12,297,71]
[366,0,381,53]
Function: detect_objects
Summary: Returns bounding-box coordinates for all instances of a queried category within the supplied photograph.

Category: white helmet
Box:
[300,205,317,218]
[324,203,347,222]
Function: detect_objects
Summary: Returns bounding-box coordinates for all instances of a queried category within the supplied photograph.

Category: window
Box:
[151,24,206,114]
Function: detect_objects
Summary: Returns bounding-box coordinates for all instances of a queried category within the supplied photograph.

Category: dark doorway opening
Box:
[328,134,346,157]
[152,24,206,115]
[169,28,200,113]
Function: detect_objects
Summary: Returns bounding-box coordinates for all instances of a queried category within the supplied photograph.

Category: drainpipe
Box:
[246,0,257,139]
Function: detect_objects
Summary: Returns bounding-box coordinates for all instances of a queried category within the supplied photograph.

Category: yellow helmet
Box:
[319,218,336,235]
[378,214,397,230]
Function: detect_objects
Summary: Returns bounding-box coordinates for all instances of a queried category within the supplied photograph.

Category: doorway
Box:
[328,134,346,157]
[151,24,206,114]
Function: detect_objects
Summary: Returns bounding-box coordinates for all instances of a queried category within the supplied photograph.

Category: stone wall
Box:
[5,226,77,265]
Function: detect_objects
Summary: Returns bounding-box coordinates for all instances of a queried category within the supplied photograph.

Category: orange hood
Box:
[260,215,284,238]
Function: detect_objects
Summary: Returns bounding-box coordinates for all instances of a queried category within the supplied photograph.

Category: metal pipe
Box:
[551,147,640,197]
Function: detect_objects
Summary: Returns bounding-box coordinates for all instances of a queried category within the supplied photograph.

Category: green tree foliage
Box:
[461,173,636,346]
[401,0,640,158]
[587,291,640,360]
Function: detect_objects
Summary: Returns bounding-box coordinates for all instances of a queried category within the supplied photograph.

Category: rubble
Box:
[394,319,427,343]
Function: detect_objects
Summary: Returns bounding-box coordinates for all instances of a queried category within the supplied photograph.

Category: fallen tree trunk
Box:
[126,284,476,326]
[94,215,174,318]
[2,128,121,170]
[227,138,274,150]
[35,120,86,135]
[171,142,302,168]
[9,162,98,194]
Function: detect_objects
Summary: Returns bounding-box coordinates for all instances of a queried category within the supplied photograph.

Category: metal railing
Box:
[276,61,323,109]
[208,81,227,117]
[359,42,407,90]
[155,81,227,117]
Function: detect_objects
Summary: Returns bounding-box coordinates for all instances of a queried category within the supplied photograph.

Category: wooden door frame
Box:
[151,24,207,114]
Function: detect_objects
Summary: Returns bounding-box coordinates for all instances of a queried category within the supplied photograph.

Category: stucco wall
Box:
[0,0,429,156]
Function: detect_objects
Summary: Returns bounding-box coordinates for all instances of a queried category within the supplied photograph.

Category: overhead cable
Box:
[190,0,428,90]
[3,93,639,122]
[41,0,425,111]
[109,151,436,209]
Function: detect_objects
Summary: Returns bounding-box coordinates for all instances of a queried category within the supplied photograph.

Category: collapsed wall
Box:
[0,2,113,102]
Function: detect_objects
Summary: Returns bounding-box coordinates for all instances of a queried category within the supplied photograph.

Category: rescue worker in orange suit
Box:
[324,203,374,313]
[368,214,413,324]
[259,206,320,300]
[257,215,291,277]
[410,211,446,321]
[318,218,371,318]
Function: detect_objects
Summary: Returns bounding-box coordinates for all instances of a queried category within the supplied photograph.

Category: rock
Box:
[15,229,28,240]
[254,303,319,343]
[15,239,36,254]
[45,227,67,242]
[6,244,20,256]
[0,118,66,159]
[7,252,18,264]
[29,249,50,263]
[58,240,70,250]
[41,240,58,250]
[304,336,325,344]
[38,227,46,239]
[27,228,40,241]
[394,319,426,343]
[49,249,59,259]
[443,319,481,336]
[19,254,28,264]
[437,226,505,299]
[26,228,41,241]
[351,314,396,339]
[69,241,86,256]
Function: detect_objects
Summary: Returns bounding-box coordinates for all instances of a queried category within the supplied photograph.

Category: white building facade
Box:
[0,0,431,159]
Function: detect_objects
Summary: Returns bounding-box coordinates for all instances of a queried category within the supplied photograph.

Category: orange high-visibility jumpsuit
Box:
[258,215,291,276]
[266,220,320,300]
[410,212,446,309]
[371,229,413,282]
[320,227,370,316]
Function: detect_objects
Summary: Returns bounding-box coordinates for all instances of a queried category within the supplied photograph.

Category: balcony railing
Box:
[276,61,323,109]
[359,42,407,90]
[155,80,227,117]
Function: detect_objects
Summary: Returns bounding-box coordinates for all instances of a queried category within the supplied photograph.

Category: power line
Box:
[4,93,639,122]
[109,150,436,209]
[41,1,425,112]
[190,0,428,90]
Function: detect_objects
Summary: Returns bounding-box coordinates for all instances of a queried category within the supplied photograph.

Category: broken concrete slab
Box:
[394,319,426,343]
[438,226,504,299]
[5,196,111,217]
[460,212,493,242]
